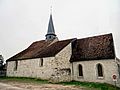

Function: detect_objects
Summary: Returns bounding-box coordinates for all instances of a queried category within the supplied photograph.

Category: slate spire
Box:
[45,13,57,41]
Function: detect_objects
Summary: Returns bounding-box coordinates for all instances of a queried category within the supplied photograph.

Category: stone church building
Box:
[6,14,120,87]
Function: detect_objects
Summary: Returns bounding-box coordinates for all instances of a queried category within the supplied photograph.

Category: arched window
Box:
[78,64,83,76]
[97,64,103,77]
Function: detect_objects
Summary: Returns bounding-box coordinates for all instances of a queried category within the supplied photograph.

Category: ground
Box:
[0,81,94,90]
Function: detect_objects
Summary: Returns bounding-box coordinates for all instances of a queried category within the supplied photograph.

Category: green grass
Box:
[58,81,120,90]
[0,76,119,90]
[0,76,48,84]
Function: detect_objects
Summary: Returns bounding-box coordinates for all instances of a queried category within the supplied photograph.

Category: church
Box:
[6,14,120,87]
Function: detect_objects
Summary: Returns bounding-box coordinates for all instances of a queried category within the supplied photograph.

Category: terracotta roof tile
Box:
[7,33,115,62]
[33,39,73,58]
[7,39,73,61]
[70,33,115,62]
[7,40,52,61]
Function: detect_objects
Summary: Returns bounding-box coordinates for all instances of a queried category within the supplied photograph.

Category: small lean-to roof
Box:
[70,33,115,62]
[7,39,73,61]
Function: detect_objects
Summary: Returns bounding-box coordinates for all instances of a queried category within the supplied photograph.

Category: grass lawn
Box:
[0,76,48,84]
[58,81,120,90]
[0,76,119,90]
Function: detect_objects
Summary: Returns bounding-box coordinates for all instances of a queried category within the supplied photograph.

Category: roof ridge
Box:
[77,33,112,40]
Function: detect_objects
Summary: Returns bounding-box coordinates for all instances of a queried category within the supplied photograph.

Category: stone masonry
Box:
[7,43,72,82]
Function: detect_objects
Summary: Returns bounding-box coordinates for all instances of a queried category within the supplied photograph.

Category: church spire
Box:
[45,10,57,41]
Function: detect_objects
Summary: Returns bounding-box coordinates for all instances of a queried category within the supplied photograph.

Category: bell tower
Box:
[45,13,58,41]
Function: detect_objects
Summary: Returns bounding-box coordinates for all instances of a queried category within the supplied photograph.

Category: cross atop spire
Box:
[50,6,52,14]
[45,13,58,41]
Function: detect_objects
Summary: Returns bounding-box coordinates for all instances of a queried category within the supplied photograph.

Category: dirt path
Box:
[0,81,91,90]
[0,82,27,90]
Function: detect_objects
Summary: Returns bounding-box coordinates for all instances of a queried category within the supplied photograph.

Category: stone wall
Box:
[50,43,72,82]
[6,43,72,82]
[7,57,56,79]
[72,59,120,87]
[6,42,120,86]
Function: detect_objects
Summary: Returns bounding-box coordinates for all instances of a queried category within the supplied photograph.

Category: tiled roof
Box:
[33,39,73,58]
[7,40,52,61]
[70,33,115,62]
[7,33,115,62]
[7,39,73,61]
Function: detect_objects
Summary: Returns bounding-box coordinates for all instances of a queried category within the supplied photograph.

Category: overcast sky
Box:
[0,0,120,60]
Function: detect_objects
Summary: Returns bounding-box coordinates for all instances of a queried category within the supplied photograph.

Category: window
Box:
[118,64,120,78]
[14,61,18,71]
[39,58,43,67]
[97,64,103,77]
[78,64,83,76]
[49,36,51,39]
